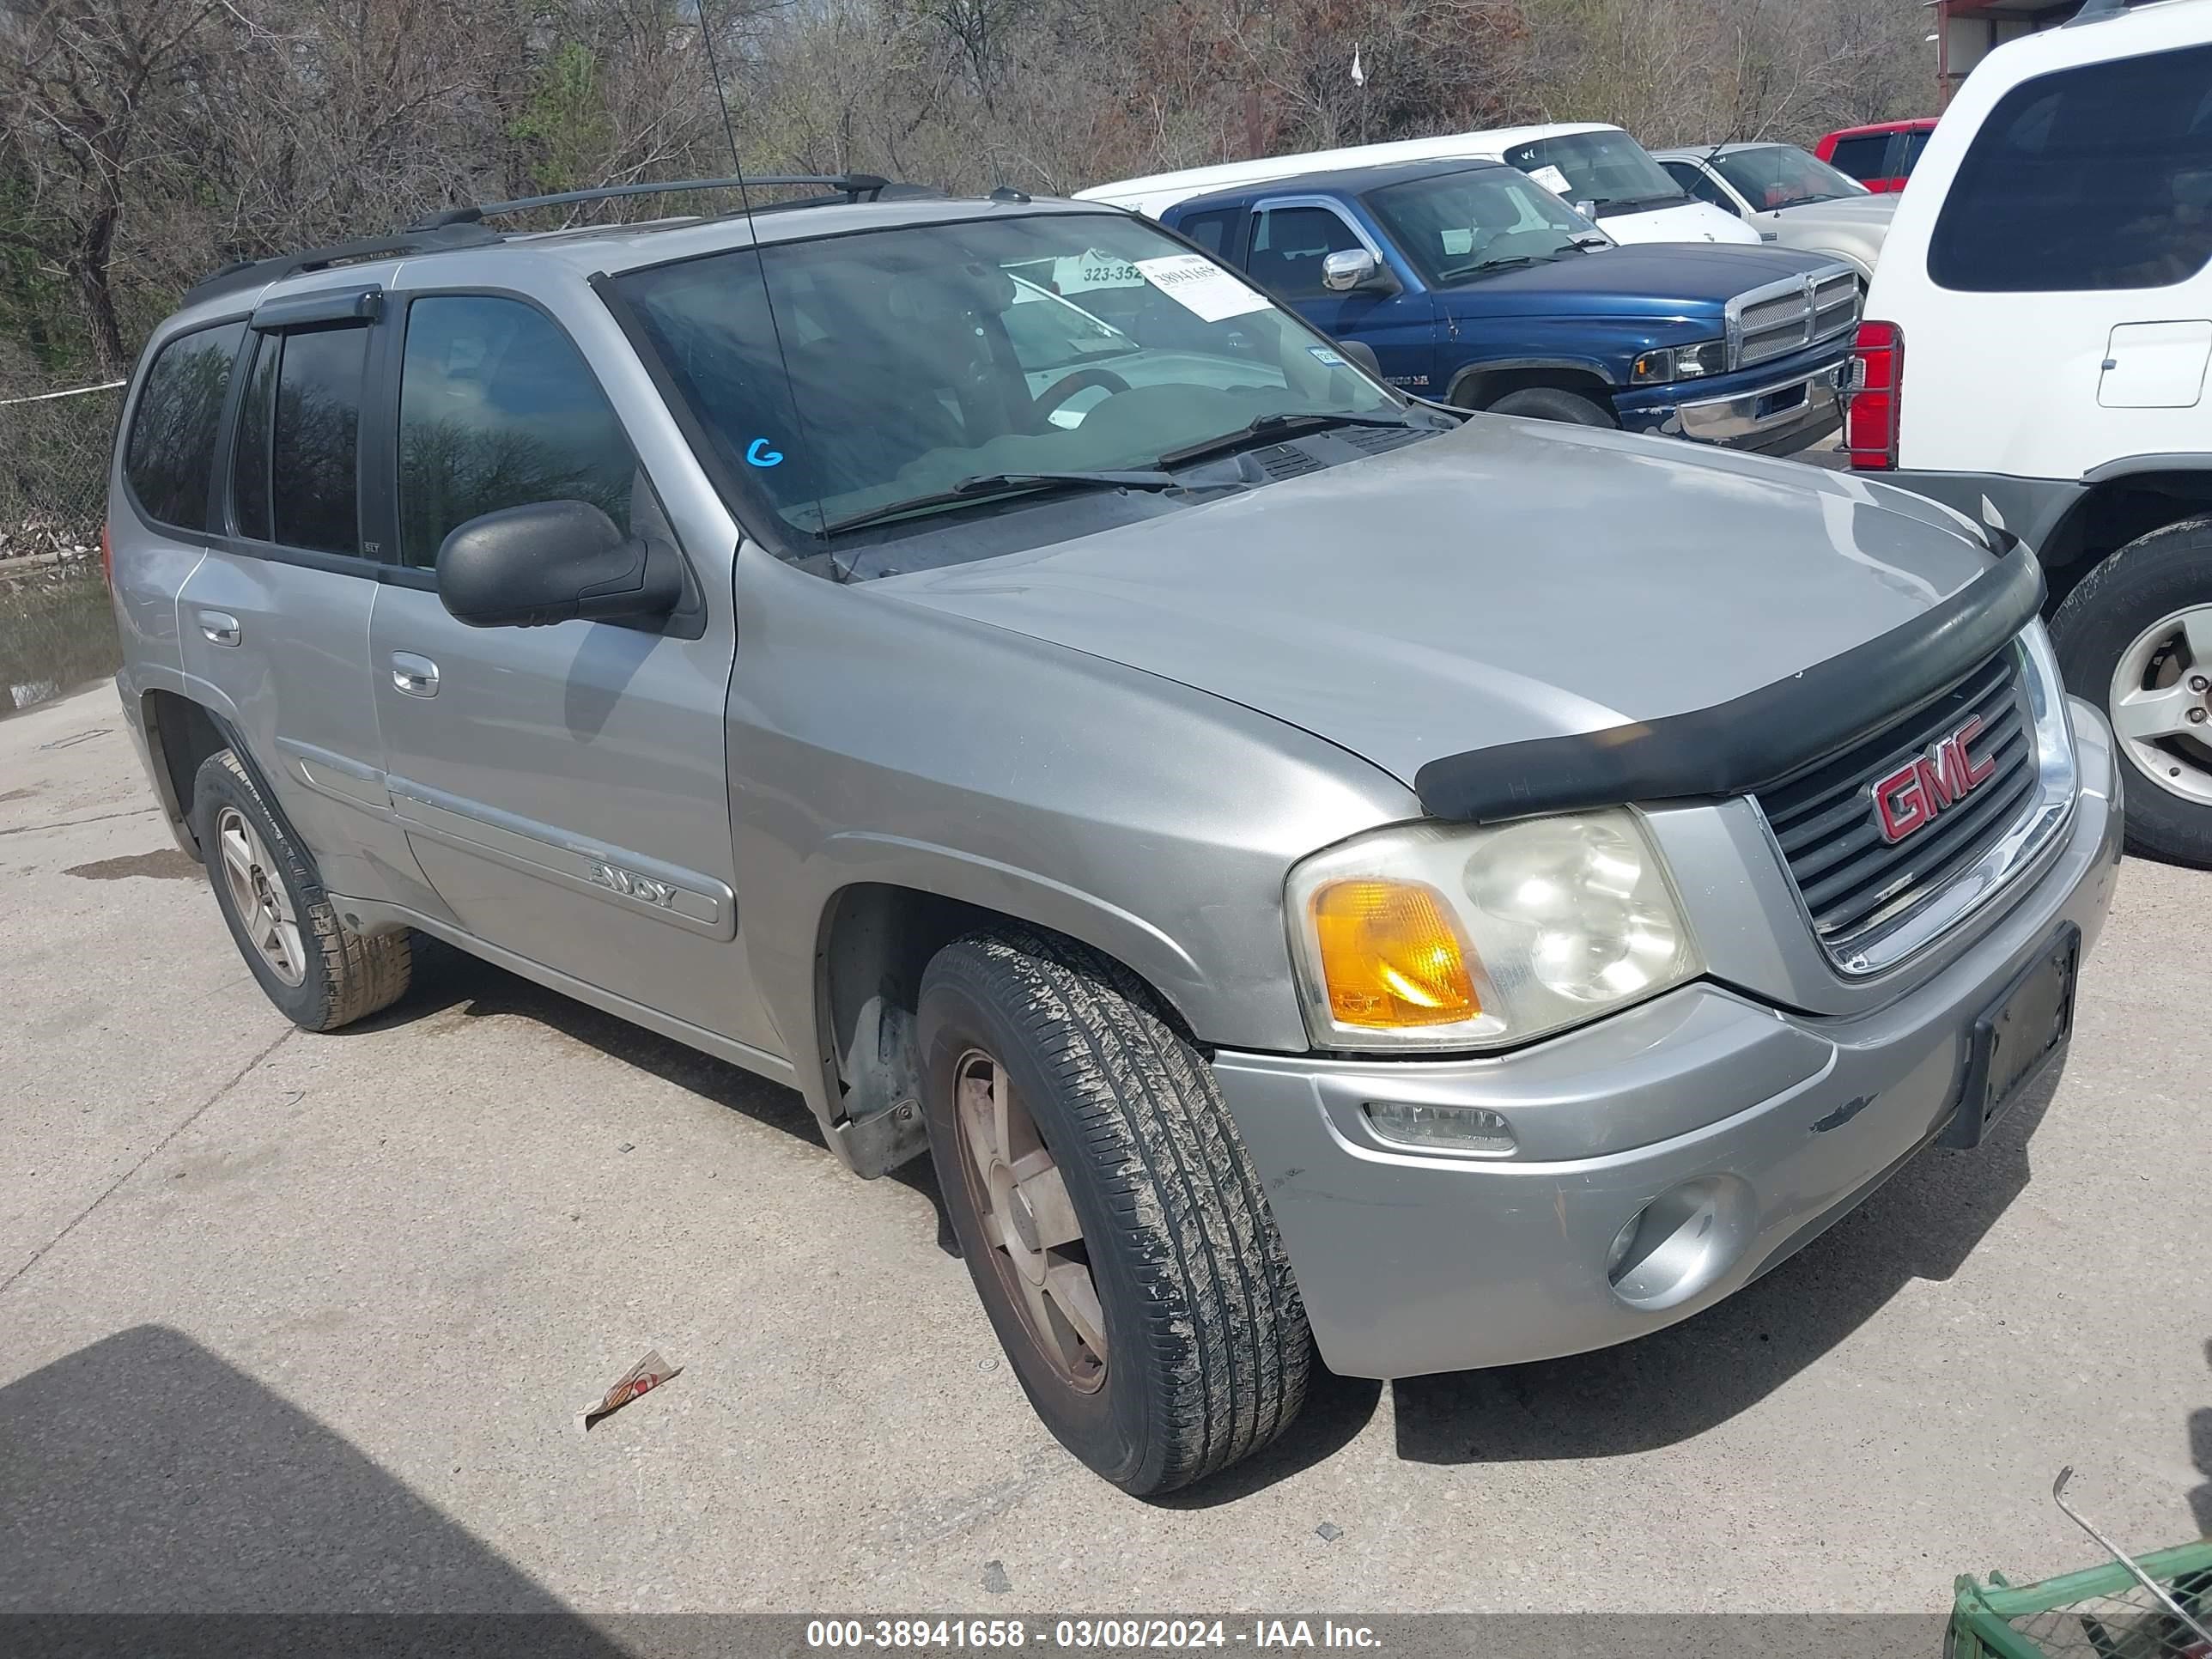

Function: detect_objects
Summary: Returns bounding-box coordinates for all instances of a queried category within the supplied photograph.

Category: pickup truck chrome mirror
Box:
[1322,248,1392,293]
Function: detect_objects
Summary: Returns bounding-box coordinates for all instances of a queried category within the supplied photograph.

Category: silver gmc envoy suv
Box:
[107,176,2122,1495]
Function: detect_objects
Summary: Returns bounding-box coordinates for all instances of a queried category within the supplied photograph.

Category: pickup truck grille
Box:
[1731,268,1861,369]
[1755,648,2037,961]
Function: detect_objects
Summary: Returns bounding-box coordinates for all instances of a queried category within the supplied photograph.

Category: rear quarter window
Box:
[123,321,246,532]
[1929,42,2212,292]
[1825,134,1893,181]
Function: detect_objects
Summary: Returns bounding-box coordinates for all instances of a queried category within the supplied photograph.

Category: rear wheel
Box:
[191,749,413,1029]
[1483,386,1616,428]
[918,927,1310,1495]
[2050,518,2212,866]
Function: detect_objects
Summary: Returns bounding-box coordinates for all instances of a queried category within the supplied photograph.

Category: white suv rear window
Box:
[1929,41,2212,293]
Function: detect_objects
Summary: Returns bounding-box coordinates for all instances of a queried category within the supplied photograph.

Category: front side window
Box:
[1930,43,2212,292]
[1367,168,1595,286]
[397,296,635,568]
[1501,129,1684,215]
[617,212,1400,544]
[1825,133,1893,182]
[124,321,246,532]
[1246,206,1365,299]
[1712,145,1866,211]
[260,325,368,556]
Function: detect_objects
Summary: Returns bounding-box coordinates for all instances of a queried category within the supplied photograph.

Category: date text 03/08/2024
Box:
[805,1619,1383,1650]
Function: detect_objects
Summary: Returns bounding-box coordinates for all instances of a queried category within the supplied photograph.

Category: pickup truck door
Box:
[1242,198,1440,394]
[364,289,782,1061]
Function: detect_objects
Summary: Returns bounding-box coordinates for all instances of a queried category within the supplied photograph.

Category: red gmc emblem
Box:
[1873,716,1997,843]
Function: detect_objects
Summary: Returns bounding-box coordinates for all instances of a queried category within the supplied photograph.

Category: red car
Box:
[1813,118,1939,193]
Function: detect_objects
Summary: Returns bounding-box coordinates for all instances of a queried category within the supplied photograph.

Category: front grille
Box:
[1756,649,2038,957]
[1734,268,1861,368]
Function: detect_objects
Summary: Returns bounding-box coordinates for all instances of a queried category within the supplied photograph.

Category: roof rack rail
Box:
[181,223,503,307]
[2066,0,2154,22]
[409,173,894,230]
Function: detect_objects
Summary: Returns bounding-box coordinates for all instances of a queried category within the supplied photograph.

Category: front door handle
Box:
[197,610,241,647]
[390,652,440,698]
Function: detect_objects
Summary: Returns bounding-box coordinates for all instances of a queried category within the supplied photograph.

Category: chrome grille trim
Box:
[1726,264,1862,370]
[1751,633,2078,976]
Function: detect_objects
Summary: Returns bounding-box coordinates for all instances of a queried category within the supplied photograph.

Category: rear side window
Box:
[226,325,368,555]
[124,321,246,532]
[1930,43,2212,292]
[1826,134,1892,181]
[1176,209,1238,257]
[397,295,635,568]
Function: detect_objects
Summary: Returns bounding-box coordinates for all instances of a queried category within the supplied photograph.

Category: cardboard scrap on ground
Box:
[576,1348,682,1433]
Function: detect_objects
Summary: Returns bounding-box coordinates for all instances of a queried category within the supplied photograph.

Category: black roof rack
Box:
[181,223,504,307]
[409,173,895,230]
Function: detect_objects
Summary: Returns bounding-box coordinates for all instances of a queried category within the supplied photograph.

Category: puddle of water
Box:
[2,570,118,716]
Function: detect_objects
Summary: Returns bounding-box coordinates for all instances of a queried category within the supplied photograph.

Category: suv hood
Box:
[878,418,1997,789]
[1434,242,1840,317]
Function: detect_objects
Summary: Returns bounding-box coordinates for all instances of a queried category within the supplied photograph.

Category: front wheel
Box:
[918,928,1310,1495]
[1482,386,1617,427]
[2050,517,2212,866]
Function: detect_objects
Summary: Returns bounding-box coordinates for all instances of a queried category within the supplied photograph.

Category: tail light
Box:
[100,521,113,590]
[1845,320,1902,470]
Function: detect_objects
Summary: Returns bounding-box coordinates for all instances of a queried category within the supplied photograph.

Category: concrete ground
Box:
[1,682,2206,1619]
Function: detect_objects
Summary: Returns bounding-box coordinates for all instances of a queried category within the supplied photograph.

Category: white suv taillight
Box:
[1845,321,1902,470]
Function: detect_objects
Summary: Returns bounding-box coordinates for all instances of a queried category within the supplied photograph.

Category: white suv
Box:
[1852,0,2212,863]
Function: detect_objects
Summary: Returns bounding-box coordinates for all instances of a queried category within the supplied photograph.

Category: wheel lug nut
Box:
[2192,676,2209,694]
[2190,708,2209,725]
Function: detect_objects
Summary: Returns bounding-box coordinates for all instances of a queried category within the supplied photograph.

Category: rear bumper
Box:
[1212,704,2122,1381]
[1618,356,1848,453]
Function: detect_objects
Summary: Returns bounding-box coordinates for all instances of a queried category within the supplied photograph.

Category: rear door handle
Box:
[197,610,240,647]
[390,652,440,698]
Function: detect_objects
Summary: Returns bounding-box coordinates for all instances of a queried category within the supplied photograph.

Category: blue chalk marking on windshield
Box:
[747,439,784,467]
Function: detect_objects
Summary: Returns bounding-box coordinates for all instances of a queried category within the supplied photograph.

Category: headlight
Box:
[1631,339,1729,383]
[1286,809,1705,1052]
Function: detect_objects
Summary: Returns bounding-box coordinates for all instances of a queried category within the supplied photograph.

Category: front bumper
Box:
[1618,353,1848,453]
[1212,702,2122,1381]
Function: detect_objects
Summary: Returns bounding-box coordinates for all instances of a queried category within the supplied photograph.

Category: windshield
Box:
[1367,168,1600,285]
[1502,129,1686,214]
[615,214,1401,539]
[1713,145,1869,210]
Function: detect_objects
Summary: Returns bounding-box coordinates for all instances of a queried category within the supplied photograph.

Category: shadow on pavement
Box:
[1394,1067,2063,1465]
[346,937,959,1251]
[2190,1340,2211,1537]
[0,1323,622,1636]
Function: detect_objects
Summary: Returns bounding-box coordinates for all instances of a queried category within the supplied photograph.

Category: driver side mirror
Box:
[437,501,683,629]
[1322,248,1399,295]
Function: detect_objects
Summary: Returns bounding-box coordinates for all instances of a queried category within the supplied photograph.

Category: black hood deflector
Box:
[1414,541,2045,823]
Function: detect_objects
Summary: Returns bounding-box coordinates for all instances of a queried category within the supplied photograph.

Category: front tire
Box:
[2050,518,2212,866]
[1484,386,1617,427]
[191,749,413,1030]
[918,928,1310,1496]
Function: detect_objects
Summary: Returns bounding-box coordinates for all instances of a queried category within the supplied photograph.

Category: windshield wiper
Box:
[1153,410,1419,470]
[814,470,1179,537]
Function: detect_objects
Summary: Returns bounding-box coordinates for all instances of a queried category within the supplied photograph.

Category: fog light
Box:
[1363,1101,1516,1155]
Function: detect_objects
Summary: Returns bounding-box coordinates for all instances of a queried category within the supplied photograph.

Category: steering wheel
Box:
[1034,367,1132,422]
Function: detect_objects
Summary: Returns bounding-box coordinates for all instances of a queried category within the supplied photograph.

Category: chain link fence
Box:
[2,380,125,711]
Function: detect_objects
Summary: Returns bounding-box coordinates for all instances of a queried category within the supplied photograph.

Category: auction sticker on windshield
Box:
[1134,254,1271,323]
[1527,164,1574,197]
[1054,250,1146,292]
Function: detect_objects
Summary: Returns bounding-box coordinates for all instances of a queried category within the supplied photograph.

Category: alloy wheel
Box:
[216,805,307,986]
[2108,605,2212,807]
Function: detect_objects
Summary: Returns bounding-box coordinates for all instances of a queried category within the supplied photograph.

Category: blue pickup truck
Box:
[1154,158,1860,453]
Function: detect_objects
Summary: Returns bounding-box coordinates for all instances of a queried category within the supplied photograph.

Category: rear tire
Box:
[1484,386,1616,427]
[191,749,413,1030]
[918,927,1310,1496]
[2050,517,2212,866]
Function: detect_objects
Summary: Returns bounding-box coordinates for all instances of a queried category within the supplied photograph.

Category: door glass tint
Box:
[1176,210,1238,256]
[124,321,246,532]
[1663,161,1740,215]
[1247,207,1364,299]
[1930,44,2212,292]
[1899,129,1932,173]
[230,332,277,542]
[398,296,635,568]
[1826,134,1891,181]
[270,325,366,555]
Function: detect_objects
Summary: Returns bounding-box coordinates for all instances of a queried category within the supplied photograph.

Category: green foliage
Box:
[509,41,618,198]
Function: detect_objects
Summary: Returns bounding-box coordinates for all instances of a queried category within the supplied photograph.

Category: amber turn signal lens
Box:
[1310,878,1479,1028]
